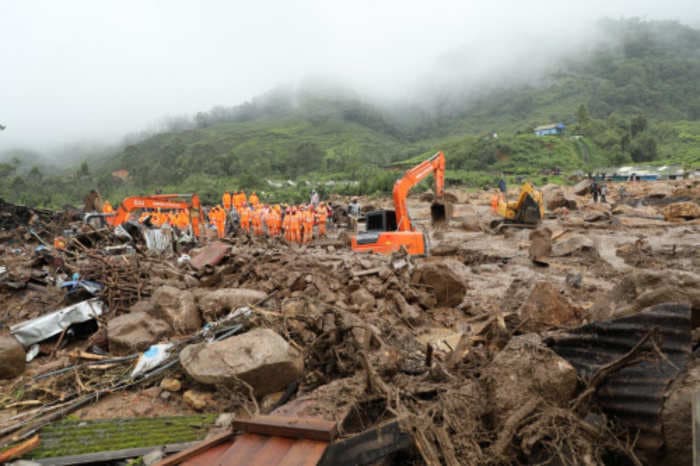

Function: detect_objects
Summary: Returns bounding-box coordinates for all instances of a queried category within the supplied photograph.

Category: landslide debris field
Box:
[1,179,699,465]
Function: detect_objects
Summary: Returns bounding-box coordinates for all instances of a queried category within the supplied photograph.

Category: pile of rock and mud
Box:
[0,182,699,465]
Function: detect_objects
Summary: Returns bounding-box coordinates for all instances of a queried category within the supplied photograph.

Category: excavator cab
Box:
[351,209,428,255]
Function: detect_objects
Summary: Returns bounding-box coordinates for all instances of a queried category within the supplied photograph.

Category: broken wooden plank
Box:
[0,434,40,463]
[233,415,338,442]
[352,267,382,278]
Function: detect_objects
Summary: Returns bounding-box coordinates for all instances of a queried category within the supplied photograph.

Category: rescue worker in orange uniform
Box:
[207,207,217,236]
[265,207,276,237]
[282,208,292,241]
[239,205,251,234]
[249,192,259,208]
[239,192,248,211]
[102,200,114,214]
[302,206,315,243]
[214,205,226,239]
[150,211,163,227]
[251,207,263,236]
[490,193,499,213]
[175,209,189,231]
[316,203,328,238]
[222,192,232,212]
[272,205,282,236]
[290,208,301,243]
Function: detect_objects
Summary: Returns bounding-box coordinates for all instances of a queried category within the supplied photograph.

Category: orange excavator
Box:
[351,151,447,255]
[88,194,204,238]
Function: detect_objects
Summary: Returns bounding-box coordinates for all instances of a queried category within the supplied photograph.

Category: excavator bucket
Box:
[430,201,450,226]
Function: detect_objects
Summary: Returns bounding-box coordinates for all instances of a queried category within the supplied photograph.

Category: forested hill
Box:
[2,18,700,207]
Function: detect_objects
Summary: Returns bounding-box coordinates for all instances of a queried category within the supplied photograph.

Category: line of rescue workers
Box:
[99,190,342,244]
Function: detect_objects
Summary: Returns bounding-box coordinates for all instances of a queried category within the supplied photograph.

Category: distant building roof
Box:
[534,123,566,131]
[603,165,686,177]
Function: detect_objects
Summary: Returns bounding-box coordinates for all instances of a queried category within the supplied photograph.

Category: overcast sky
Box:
[1,0,698,154]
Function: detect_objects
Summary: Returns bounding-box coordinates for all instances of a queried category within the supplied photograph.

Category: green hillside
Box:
[2,18,700,208]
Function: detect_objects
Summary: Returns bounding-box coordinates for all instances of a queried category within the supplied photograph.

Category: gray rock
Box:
[142,448,164,466]
[196,288,267,321]
[130,300,156,314]
[0,335,26,379]
[107,311,172,355]
[180,328,303,396]
[151,286,201,334]
[565,272,583,289]
[483,335,578,429]
[411,260,468,307]
[518,281,581,332]
[351,288,376,312]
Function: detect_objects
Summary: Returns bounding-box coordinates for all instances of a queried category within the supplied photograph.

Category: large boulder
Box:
[196,288,267,321]
[659,358,700,466]
[551,234,597,257]
[483,335,577,429]
[662,201,700,221]
[151,286,201,334]
[572,178,593,196]
[180,328,303,396]
[589,270,700,321]
[518,281,580,332]
[411,260,467,307]
[546,190,578,211]
[529,227,552,263]
[107,312,172,355]
[0,335,26,379]
[350,288,376,312]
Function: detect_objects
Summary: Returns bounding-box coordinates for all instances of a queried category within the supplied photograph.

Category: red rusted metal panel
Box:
[233,415,337,442]
[277,439,328,466]
[190,241,230,270]
[215,434,269,466]
[181,441,231,466]
[240,436,295,465]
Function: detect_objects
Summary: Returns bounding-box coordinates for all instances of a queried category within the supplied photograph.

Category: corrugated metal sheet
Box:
[208,434,328,466]
[167,419,331,466]
[180,442,231,466]
[143,228,173,253]
[547,303,692,451]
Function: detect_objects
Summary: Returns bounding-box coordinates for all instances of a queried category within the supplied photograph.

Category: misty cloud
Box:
[1,0,698,155]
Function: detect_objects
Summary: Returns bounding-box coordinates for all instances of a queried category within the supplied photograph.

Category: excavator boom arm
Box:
[393,151,445,231]
[110,194,203,237]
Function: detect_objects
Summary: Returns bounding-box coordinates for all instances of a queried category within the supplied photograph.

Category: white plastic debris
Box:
[25,344,40,362]
[10,299,104,347]
[131,343,174,378]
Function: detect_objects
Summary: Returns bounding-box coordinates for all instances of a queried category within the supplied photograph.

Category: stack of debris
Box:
[0,193,699,466]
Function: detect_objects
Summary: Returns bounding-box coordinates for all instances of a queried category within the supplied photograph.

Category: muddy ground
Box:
[0,179,699,465]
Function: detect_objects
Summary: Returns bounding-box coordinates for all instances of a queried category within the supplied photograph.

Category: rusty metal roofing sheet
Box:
[190,241,230,269]
[180,442,231,466]
[214,434,328,466]
[546,303,692,451]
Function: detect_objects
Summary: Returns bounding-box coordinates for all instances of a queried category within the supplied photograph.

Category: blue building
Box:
[534,123,565,136]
